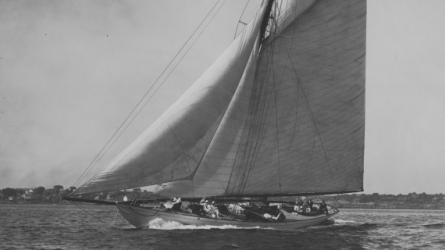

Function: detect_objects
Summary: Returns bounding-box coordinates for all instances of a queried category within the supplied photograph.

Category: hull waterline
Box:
[116,204,337,230]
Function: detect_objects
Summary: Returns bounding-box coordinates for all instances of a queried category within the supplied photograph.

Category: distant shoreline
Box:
[2,186,444,210]
[316,193,445,210]
[1,202,444,211]
[339,207,445,211]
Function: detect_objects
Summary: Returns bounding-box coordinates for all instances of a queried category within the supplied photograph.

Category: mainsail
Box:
[76,0,366,198]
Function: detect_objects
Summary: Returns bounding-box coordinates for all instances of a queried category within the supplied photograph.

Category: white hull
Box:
[116,204,337,230]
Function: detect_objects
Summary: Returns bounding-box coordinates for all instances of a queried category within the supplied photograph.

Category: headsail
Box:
[76,0,366,198]
[75,0,273,195]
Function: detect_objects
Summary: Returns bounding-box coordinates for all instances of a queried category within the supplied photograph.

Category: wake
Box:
[422,222,445,229]
[146,218,358,230]
[334,219,358,225]
[147,218,269,230]
[116,218,361,231]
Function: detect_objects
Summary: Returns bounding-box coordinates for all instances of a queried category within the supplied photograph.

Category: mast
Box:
[259,0,275,42]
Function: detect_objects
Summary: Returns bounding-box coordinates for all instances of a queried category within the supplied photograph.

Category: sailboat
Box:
[65,0,366,230]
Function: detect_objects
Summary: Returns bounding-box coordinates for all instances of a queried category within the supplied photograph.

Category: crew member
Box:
[263,210,284,221]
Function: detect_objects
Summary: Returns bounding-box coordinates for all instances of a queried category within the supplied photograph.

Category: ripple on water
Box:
[0,204,444,250]
[423,222,445,229]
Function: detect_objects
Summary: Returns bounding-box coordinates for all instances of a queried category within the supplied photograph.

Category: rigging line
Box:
[141,0,230,166]
[75,0,224,186]
[286,53,331,166]
[94,0,227,166]
[76,0,228,191]
[235,42,271,193]
[239,46,273,193]
[73,0,223,187]
[238,4,276,193]
[93,3,232,184]
[270,46,282,192]
[236,55,265,192]
[271,0,282,192]
[225,38,261,194]
[182,0,266,184]
[233,0,251,39]
[94,0,227,165]
[235,29,266,192]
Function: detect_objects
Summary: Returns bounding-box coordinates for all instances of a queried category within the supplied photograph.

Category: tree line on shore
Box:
[317,193,445,210]
[0,185,76,203]
[1,186,444,209]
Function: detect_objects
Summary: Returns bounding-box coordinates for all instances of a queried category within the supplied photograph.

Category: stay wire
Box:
[96,0,228,163]
[91,0,228,168]
[73,0,225,188]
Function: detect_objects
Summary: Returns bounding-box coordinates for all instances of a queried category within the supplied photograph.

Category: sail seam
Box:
[286,53,331,166]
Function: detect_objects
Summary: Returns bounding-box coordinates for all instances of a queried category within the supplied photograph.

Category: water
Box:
[0,204,444,249]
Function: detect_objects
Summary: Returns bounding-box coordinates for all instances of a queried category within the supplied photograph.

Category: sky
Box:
[0,0,444,194]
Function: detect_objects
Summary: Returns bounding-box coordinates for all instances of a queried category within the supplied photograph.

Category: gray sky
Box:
[0,0,444,194]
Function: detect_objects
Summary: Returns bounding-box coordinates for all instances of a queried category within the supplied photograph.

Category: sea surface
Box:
[0,204,444,250]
